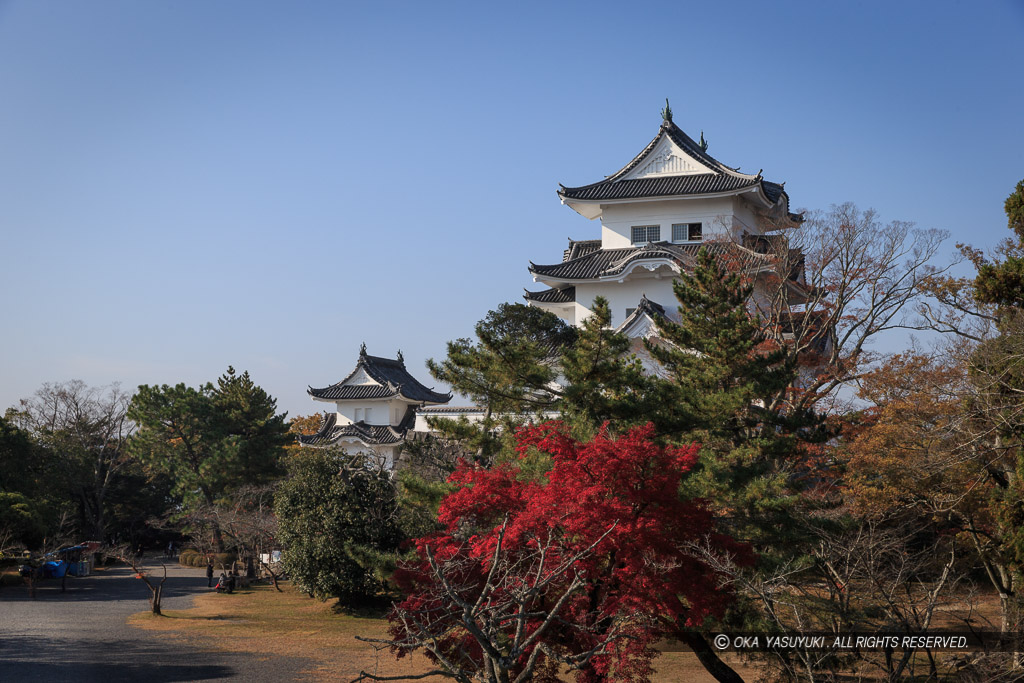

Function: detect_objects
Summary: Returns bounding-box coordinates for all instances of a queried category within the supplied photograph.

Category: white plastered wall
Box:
[599,197,737,249]
[574,272,681,328]
[334,398,415,426]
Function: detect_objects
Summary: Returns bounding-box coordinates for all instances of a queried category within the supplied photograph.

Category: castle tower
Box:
[526,111,802,333]
[299,346,451,469]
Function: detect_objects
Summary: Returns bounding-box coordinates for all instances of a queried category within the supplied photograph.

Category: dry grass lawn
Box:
[128,582,759,682]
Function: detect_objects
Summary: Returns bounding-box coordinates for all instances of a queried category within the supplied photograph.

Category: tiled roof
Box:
[530,241,772,281]
[309,349,452,404]
[635,294,666,316]
[416,405,561,420]
[563,239,602,262]
[298,409,417,447]
[616,294,667,334]
[307,384,399,401]
[560,173,759,202]
[523,286,575,304]
[558,120,789,209]
[416,405,487,415]
[762,181,785,204]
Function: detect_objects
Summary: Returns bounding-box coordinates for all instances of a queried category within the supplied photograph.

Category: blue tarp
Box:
[41,560,67,578]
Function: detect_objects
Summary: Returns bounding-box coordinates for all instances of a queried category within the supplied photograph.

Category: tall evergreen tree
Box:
[968,179,1024,596]
[645,247,825,672]
[0,415,53,549]
[646,247,795,444]
[559,296,652,437]
[425,303,575,463]
[975,179,1024,308]
[213,366,290,490]
[128,368,289,550]
[128,382,223,508]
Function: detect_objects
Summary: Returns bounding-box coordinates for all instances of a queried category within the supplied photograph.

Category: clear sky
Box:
[1,0,1022,419]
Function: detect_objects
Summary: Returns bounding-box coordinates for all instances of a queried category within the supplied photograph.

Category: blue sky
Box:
[1,0,1022,419]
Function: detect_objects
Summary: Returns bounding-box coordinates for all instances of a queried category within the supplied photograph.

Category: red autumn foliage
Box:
[384,422,750,683]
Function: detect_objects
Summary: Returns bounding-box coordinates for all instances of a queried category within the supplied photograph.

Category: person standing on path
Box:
[206,560,214,588]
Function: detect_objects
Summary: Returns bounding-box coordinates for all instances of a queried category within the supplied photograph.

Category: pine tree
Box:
[645,246,817,565]
[975,179,1024,308]
[213,366,290,490]
[969,179,1024,590]
[640,246,828,679]
[128,368,290,551]
[425,303,575,463]
[647,247,795,430]
[560,296,652,437]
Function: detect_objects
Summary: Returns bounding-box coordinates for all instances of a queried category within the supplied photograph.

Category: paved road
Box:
[0,560,314,681]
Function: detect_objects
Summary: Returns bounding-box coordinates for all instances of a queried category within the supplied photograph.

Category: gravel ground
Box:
[0,558,315,681]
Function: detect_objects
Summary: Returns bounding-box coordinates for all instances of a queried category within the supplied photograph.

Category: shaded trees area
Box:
[0,415,53,551]
[128,366,290,552]
[183,484,284,589]
[3,381,152,548]
[0,368,291,569]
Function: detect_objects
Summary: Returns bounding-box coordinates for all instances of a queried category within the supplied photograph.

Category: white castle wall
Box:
[574,277,680,328]
[599,197,735,249]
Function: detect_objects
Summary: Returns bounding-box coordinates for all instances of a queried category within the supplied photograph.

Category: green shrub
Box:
[276,448,402,604]
[175,549,235,568]
[178,549,200,567]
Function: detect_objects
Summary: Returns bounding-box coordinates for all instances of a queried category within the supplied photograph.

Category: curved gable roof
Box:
[557,120,790,212]
[309,349,452,404]
[297,409,419,447]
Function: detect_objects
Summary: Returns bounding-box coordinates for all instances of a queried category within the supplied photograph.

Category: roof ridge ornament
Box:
[397,349,404,365]
[661,98,673,124]
[359,342,367,357]
[699,131,708,152]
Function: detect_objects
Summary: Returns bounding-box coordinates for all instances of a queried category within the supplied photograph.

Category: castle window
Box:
[672,222,702,242]
[631,225,660,244]
[354,408,363,422]
[365,407,373,423]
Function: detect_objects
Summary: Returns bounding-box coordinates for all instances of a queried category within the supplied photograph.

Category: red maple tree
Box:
[359,422,750,683]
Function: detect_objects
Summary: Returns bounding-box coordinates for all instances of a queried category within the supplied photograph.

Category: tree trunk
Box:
[151,583,162,615]
[259,559,283,592]
[200,485,226,553]
[679,632,745,683]
[211,523,225,552]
